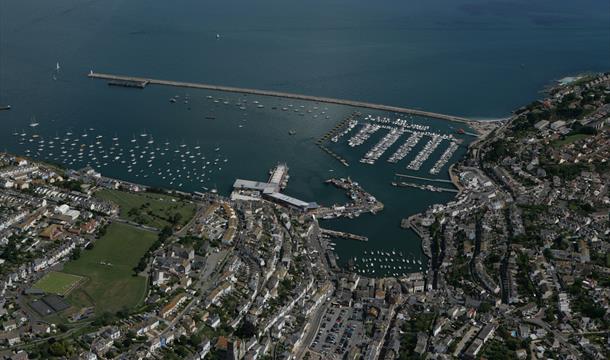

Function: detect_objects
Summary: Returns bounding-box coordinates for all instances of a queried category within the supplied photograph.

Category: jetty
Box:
[107,79,149,89]
[394,173,453,183]
[320,228,368,242]
[391,181,458,193]
[88,72,473,124]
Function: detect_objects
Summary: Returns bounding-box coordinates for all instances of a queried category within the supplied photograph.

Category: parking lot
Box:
[309,304,364,357]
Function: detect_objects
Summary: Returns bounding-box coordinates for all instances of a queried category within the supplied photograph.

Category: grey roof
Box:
[265,192,310,208]
[233,179,278,192]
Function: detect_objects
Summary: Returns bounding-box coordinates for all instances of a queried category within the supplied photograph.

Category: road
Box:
[158,249,229,338]
[294,295,331,359]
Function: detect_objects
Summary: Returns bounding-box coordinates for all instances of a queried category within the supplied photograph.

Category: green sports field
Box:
[63,222,157,314]
[33,271,85,296]
[95,189,196,228]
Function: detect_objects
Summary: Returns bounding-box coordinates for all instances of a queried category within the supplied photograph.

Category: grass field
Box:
[33,271,85,296]
[552,134,590,147]
[63,222,157,314]
[96,189,196,228]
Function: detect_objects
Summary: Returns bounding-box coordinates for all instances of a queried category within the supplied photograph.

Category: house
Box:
[0,331,21,346]
[159,293,187,319]
[31,323,51,335]
[7,350,29,360]
[40,224,63,241]
[82,352,97,360]
[80,219,98,234]
[147,338,161,353]
[0,179,14,189]
[2,320,17,331]
[550,120,566,131]
[206,314,221,329]
[534,120,549,130]
[477,324,497,343]
[193,337,211,360]
[92,337,113,355]
[135,318,160,336]
[103,327,121,341]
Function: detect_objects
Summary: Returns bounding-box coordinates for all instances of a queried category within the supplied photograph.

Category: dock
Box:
[88,72,473,124]
[320,228,368,242]
[394,173,453,183]
[318,145,349,167]
[268,163,289,189]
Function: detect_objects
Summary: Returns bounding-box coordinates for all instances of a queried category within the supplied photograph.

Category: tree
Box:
[235,320,256,339]
[70,248,81,260]
[49,342,66,356]
[171,212,183,225]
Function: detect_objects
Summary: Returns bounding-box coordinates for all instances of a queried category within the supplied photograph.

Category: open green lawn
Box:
[96,189,196,228]
[33,271,85,296]
[63,222,157,314]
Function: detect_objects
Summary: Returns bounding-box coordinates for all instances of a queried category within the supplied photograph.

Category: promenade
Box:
[88,72,473,124]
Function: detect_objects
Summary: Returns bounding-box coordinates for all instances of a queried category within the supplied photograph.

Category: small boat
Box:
[288,130,296,135]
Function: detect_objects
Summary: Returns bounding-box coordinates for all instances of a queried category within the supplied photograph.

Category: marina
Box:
[406,135,443,171]
[323,112,462,176]
[360,126,405,164]
[387,131,424,163]
[430,141,460,175]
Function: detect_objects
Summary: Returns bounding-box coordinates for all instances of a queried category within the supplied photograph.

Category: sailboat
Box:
[29,117,39,127]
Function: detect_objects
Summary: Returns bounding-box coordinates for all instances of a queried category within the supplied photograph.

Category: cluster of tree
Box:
[399,312,435,360]
[542,162,586,181]
[234,320,257,339]
[133,225,172,274]
[570,122,597,135]
[56,180,83,192]
[97,224,108,238]
[568,279,606,319]
[515,253,539,304]
[30,338,77,358]
[483,139,510,162]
